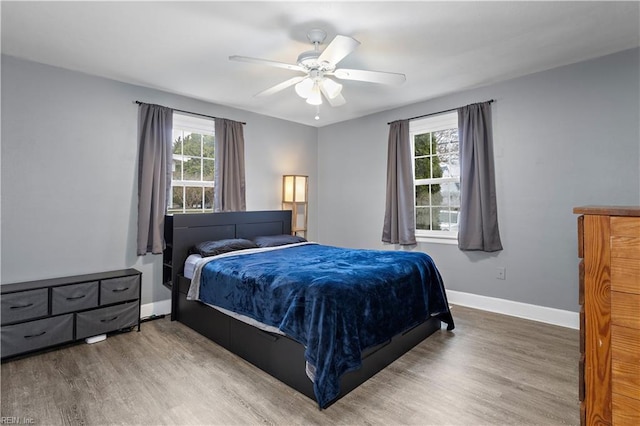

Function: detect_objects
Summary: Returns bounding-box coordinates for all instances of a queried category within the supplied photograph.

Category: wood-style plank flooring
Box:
[1,305,579,425]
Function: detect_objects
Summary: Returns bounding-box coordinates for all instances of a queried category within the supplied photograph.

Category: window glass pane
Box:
[434,129,458,151]
[172,159,183,181]
[430,207,442,231]
[415,185,430,206]
[443,182,460,207]
[414,133,432,155]
[183,158,202,181]
[438,207,460,232]
[172,131,183,180]
[184,187,204,211]
[203,159,214,181]
[204,187,213,210]
[430,183,443,206]
[435,129,459,176]
[172,130,183,154]
[203,135,215,159]
[183,133,202,156]
[171,187,184,211]
[416,207,430,230]
[430,155,442,179]
[415,157,430,180]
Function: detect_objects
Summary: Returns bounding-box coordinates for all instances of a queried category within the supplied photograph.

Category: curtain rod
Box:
[387,99,495,125]
[134,101,246,125]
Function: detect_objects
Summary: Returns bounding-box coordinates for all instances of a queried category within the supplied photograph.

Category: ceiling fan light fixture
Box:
[321,78,343,99]
[230,28,406,114]
[295,78,314,98]
[306,83,322,105]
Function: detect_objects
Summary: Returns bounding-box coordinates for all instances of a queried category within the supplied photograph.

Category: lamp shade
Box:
[305,83,322,105]
[283,175,308,203]
[295,78,314,98]
[321,78,343,99]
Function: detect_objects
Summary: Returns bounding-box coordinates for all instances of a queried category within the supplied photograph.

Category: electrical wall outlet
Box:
[496,267,506,280]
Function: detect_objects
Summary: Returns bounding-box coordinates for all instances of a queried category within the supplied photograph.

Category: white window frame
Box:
[410,112,460,244]
[168,113,215,214]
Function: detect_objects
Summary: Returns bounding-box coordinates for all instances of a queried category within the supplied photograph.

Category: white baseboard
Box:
[446,290,579,330]
[140,299,172,319]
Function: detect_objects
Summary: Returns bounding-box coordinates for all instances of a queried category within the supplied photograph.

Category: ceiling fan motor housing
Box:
[297,29,335,71]
[297,50,334,72]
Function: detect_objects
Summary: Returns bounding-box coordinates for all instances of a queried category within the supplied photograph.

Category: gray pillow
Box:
[193,238,258,257]
[252,234,307,248]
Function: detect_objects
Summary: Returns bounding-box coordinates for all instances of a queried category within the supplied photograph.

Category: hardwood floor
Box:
[1,305,579,425]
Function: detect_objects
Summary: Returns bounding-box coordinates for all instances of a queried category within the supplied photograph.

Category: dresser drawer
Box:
[52,281,99,315]
[76,301,138,339]
[613,358,640,401]
[100,275,139,305]
[1,314,73,358]
[1,289,48,324]
[611,217,640,237]
[611,292,640,330]
[611,236,640,260]
[612,325,640,363]
[611,258,640,294]
[612,392,640,425]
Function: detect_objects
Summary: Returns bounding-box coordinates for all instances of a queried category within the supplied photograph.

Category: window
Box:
[168,113,215,214]
[410,112,460,240]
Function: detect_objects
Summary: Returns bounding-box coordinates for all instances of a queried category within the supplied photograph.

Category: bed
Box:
[165,210,454,408]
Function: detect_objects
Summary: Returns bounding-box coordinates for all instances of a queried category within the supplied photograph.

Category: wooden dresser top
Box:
[574,206,640,217]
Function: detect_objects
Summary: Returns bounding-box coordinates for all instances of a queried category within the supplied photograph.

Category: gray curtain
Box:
[137,103,173,255]
[382,120,416,245]
[214,118,246,212]
[457,102,503,251]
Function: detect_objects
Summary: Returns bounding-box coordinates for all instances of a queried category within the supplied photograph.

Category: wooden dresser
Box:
[574,206,640,425]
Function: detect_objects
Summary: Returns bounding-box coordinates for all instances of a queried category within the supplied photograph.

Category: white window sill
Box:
[415,235,458,245]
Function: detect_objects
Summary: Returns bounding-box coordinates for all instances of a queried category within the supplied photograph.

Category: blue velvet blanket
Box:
[190,243,454,408]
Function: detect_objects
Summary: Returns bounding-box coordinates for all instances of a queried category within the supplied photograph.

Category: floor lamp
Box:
[282,175,308,238]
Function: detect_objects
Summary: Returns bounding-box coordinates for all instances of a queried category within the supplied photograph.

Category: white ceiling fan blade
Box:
[255,76,306,97]
[333,68,406,86]
[229,55,304,72]
[325,91,346,107]
[318,35,360,66]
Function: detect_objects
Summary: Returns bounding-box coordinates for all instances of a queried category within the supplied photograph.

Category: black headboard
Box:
[164,210,292,319]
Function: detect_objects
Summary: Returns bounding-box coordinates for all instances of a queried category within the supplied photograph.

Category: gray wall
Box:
[1,55,318,305]
[317,48,640,312]
[3,48,639,313]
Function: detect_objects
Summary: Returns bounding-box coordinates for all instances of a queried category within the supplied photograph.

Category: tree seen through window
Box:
[412,113,460,236]
[169,114,215,213]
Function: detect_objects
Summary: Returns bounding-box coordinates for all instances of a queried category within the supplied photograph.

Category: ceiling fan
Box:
[229,29,406,108]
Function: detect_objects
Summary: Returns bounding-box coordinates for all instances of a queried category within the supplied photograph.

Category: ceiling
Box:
[2,1,639,127]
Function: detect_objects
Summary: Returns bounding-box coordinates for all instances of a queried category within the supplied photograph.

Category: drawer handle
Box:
[10,303,34,310]
[112,287,129,293]
[100,315,119,323]
[24,331,46,339]
[66,294,86,301]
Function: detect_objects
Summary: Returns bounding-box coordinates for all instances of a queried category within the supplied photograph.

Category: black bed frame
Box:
[165,210,443,407]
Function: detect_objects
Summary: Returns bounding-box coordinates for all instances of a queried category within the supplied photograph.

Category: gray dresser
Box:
[1,269,141,359]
